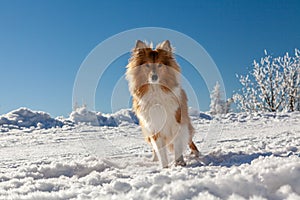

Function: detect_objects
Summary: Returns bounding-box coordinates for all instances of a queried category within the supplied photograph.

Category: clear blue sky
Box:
[0,0,299,117]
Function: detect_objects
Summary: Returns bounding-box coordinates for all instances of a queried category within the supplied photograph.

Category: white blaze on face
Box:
[147,63,160,84]
[148,104,167,133]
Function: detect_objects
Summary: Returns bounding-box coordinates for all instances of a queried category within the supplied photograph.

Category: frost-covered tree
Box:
[278,50,300,111]
[234,49,300,112]
[225,98,233,113]
[210,82,230,114]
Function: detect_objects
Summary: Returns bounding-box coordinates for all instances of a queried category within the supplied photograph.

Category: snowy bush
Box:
[234,49,300,112]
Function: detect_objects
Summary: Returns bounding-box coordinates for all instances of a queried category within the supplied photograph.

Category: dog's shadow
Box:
[187,151,299,168]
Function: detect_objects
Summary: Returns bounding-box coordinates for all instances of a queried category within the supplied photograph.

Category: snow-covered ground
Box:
[0,108,299,200]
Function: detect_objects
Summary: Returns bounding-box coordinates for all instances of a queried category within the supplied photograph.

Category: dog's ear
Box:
[156,40,172,52]
[135,40,148,49]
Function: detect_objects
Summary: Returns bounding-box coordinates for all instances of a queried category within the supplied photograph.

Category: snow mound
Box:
[69,106,118,126]
[69,106,138,127]
[188,107,201,116]
[23,157,110,179]
[96,113,118,127]
[0,108,63,131]
[109,109,139,126]
[69,106,99,126]
[1,107,299,132]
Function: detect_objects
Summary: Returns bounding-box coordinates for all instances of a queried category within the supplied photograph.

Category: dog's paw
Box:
[175,160,186,167]
[190,150,200,157]
[175,155,186,167]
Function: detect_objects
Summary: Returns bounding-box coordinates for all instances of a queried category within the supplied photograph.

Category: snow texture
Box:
[68,106,138,127]
[0,107,140,132]
[0,107,64,131]
[0,108,299,199]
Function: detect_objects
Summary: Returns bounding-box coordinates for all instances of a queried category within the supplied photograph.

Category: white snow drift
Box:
[0,108,299,199]
[0,108,63,131]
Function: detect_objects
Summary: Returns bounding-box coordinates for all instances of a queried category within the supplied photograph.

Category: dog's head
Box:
[126,40,181,93]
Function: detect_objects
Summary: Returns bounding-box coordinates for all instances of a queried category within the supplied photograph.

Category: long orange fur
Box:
[126,40,199,167]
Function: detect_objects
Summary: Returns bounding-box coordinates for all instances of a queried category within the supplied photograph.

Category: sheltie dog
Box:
[126,40,199,168]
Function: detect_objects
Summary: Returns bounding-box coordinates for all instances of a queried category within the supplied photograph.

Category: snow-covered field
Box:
[0,108,300,200]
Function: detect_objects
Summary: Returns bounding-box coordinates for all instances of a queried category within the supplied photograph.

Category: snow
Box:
[69,105,99,126]
[68,106,138,127]
[109,109,139,126]
[0,108,299,199]
[0,107,139,132]
[0,108,64,131]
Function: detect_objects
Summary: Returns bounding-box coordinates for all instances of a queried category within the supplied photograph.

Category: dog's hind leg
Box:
[188,122,200,157]
[189,141,200,157]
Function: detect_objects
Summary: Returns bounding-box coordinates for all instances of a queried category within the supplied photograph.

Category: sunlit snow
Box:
[0,108,299,199]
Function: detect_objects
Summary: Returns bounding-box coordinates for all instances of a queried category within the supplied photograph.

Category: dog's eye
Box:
[163,61,170,66]
[137,61,146,66]
[158,64,163,68]
[145,64,150,68]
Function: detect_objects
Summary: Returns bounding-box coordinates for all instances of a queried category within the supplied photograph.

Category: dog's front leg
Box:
[173,125,189,166]
[150,134,168,168]
[151,149,159,161]
[174,138,186,167]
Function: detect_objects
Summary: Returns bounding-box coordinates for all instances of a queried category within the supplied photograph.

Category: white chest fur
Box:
[137,85,181,136]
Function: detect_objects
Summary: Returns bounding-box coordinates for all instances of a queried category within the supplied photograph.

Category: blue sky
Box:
[0,0,299,117]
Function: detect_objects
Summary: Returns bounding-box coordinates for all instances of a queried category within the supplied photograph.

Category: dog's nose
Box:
[152,74,158,81]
